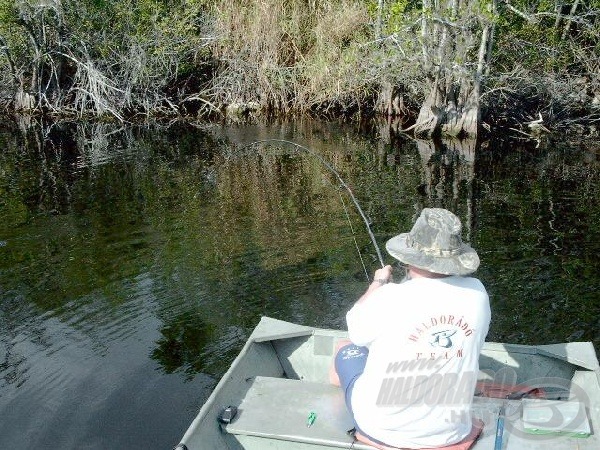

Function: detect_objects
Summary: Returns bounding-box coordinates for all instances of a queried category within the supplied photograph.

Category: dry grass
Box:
[208,0,372,114]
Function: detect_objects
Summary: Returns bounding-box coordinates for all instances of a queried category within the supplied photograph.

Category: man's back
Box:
[346,276,490,448]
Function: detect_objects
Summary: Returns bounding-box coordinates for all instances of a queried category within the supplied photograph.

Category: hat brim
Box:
[385,233,480,276]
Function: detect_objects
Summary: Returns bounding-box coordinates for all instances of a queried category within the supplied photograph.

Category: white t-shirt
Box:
[346,276,490,449]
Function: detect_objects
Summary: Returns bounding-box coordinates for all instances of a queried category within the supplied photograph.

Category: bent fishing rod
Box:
[239,139,386,269]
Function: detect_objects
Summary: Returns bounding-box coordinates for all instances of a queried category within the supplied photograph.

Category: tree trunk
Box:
[15,89,36,111]
[375,0,384,39]
[413,0,494,139]
[376,80,406,117]
[415,76,480,138]
[561,0,580,39]
[414,75,445,137]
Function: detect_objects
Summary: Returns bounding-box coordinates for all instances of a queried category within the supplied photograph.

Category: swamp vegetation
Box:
[0,0,599,138]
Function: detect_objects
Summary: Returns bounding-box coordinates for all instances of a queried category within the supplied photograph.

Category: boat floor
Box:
[224,375,599,449]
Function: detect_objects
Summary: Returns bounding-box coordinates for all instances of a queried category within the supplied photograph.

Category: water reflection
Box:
[152,313,217,377]
[0,119,598,449]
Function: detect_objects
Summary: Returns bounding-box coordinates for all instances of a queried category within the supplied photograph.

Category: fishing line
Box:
[337,189,370,281]
[238,138,386,269]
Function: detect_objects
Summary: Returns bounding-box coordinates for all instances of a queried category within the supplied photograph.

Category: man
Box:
[332,208,490,449]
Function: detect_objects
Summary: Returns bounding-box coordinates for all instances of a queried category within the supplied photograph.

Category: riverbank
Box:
[1,1,598,137]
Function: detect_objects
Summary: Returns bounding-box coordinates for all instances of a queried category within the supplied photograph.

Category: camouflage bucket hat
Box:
[385,208,480,275]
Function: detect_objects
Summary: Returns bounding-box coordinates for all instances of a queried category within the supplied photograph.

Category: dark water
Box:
[0,119,598,449]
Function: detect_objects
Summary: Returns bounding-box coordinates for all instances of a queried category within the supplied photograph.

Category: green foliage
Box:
[492,0,598,74]
[0,0,598,120]
[386,0,413,33]
[0,0,15,23]
[366,0,421,34]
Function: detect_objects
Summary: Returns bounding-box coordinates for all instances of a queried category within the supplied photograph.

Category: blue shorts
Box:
[334,344,387,446]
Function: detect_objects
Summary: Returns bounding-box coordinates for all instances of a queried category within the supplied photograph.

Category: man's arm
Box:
[353,264,393,306]
[346,265,394,345]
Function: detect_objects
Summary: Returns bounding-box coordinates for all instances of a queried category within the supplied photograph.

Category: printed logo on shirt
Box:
[407,314,477,360]
[408,314,474,343]
[429,329,457,348]
[341,347,366,360]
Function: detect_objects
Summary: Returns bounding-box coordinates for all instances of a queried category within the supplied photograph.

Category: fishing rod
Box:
[239,139,386,269]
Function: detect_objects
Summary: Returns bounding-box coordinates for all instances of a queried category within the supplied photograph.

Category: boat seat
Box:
[224,375,374,448]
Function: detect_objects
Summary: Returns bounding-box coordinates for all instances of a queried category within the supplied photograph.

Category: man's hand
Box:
[353,265,394,306]
[372,265,393,285]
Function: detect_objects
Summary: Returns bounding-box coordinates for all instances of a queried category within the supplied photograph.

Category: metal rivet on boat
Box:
[218,405,238,424]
